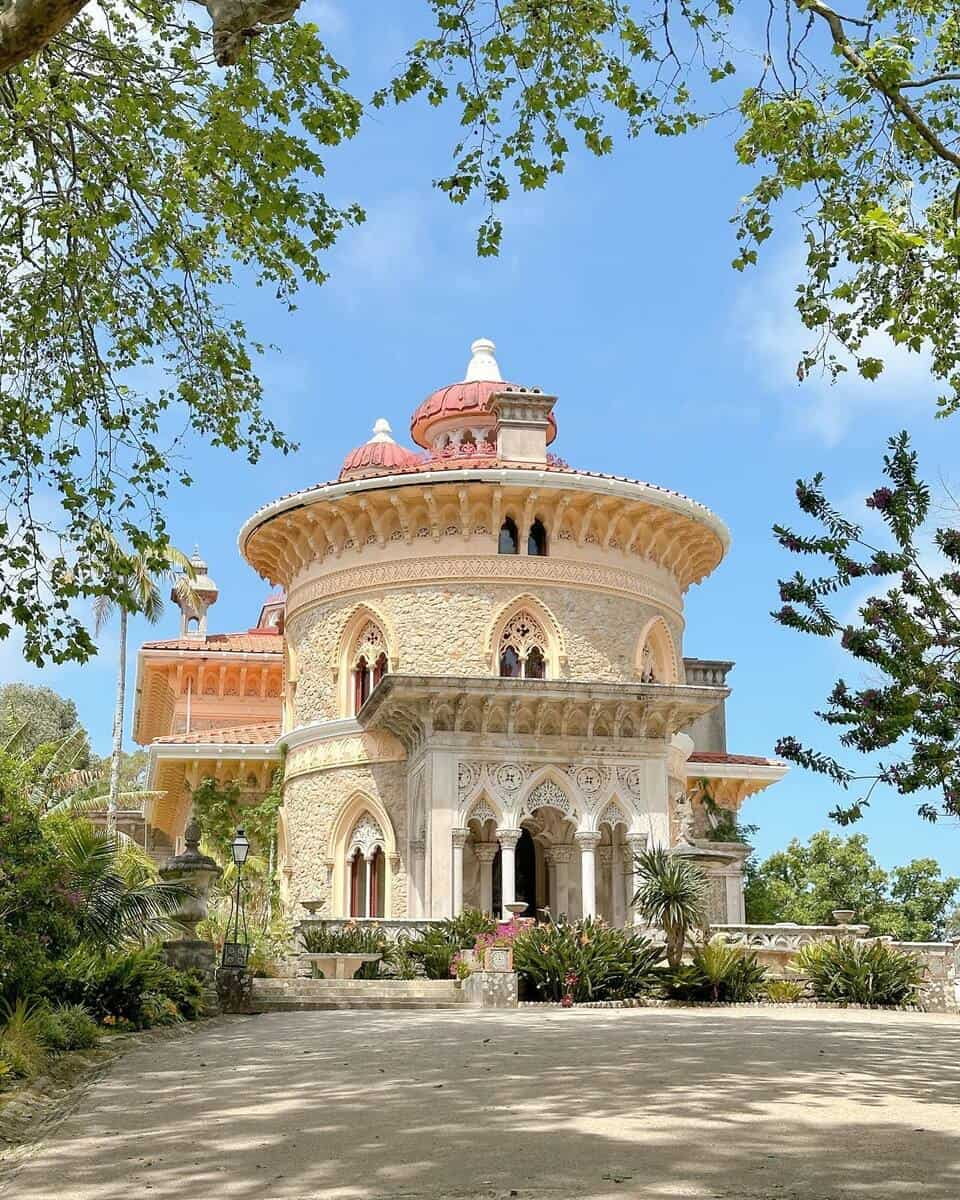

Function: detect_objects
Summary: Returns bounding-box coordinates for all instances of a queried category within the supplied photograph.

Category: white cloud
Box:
[736,246,933,446]
[299,0,347,36]
[330,193,437,300]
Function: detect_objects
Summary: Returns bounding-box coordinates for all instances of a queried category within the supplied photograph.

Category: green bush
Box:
[664,938,769,1003]
[33,1005,70,1052]
[513,919,663,1003]
[403,909,498,980]
[56,944,205,1028]
[301,922,395,978]
[52,1004,101,1049]
[795,938,924,1007]
[765,978,805,1004]
[0,999,50,1079]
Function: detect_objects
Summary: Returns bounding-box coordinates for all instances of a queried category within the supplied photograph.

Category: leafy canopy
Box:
[774,432,960,823]
[744,830,960,940]
[4,1,960,665]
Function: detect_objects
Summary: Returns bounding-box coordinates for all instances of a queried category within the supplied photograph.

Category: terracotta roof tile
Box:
[688,752,784,767]
[153,722,281,746]
[141,631,282,654]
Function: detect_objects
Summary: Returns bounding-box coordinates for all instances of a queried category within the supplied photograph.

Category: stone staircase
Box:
[251,977,469,1012]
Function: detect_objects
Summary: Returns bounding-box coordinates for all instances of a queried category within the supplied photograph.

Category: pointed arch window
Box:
[351,621,389,714]
[499,610,548,679]
[347,814,386,917]
[498,517,519,555]
[527,518,547,556]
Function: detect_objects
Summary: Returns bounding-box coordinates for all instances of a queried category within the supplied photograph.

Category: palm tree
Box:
[633,846,709,969]
[49,818,191,945]
[93,539,195,833]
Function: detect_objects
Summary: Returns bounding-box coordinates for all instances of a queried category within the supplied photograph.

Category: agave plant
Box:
[632,846,708,969]
[49,819,192,946]
[795,938,924,1007]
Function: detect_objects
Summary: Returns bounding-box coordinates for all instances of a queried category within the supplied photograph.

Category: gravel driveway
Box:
[4,1005,959,1199]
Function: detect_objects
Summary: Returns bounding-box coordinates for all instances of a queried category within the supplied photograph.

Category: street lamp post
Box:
[222,827,251,969]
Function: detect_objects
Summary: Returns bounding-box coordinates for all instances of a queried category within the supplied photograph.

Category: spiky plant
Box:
[632,846,708,969]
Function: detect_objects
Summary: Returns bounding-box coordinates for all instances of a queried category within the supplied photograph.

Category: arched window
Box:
[499,610,548,679]
[351,621,389,714]
[347,814,387,917]
[527,518,547,556]
[637,618,678,685]
[498,517,519,555]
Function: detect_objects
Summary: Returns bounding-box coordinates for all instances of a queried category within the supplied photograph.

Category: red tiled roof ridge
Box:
[142,631,283,653]
[153,722,281,746]
[688,751,784,766]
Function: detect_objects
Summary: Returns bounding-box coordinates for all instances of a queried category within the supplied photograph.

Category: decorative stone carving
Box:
[525,778,572,816]
[466,800,497,826]
[347,814,386,860]
[599,801,629,829]
[499,610,547,663]
[494,762,527,794]
[616,766,645,798]
[458,760,482,800]
[707,876,727,923]
[573,765,608,794]
[675,796,696,846]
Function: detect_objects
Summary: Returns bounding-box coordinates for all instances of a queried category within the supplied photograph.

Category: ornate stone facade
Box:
[137,338,787,924]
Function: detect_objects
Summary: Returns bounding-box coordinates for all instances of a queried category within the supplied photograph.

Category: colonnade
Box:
[450,825,647,924]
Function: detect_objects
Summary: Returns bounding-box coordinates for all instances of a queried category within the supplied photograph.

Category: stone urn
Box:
[159,812,222,1007]
[832,909,856,926]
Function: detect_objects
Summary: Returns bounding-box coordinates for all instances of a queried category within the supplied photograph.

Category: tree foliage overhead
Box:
[745,830,960,941]
[3,0,960,667]
[773,432,960,822]
[0,682,89,764]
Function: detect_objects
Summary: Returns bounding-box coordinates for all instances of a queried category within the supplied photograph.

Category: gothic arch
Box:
[486,593,566,677]
[635,614,680,684]
[463,792,503,836]
[327,791,398,918]
[334,602,396,716]
[517,767,580,827]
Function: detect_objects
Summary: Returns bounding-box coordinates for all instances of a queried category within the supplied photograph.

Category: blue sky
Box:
[8,3,960,877]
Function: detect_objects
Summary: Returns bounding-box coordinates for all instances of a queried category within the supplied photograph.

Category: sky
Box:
[6,2,960,878]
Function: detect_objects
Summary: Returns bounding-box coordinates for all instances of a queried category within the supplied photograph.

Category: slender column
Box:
[451,827,469,917]
[545,852,558,918]
[409,840,426,918]
[496,828,522,919]
[625,833,647,925]
[474,843,498,917]
[364,855,374,918]
[576,832,602,920]
[550,844,574,920]
[597,846,614,924]
[611,841,625,928]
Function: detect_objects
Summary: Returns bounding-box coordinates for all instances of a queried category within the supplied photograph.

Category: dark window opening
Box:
[527,518,548,556]
[525,646,546,679]
[499,645,522,677]
[498,517,519,555]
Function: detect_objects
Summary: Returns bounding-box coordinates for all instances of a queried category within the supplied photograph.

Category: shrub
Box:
[513,918,663,1003]
[795,938,924,1007]
[33,1005,70,1052]
[52,1004,100,1049]
[404,909,497,980]
[56,944,205,1028]
[664,938,769,1003]
[632,847,708,969]
[765,978,805,1003]
[0,998,50,1079]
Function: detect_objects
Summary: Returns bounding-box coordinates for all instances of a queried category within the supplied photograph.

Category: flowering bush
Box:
[512,918,662,1003]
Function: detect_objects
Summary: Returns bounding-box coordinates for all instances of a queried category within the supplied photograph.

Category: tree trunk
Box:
[666,924,684,971]
[0,0,91,74]
[107,607,126,836]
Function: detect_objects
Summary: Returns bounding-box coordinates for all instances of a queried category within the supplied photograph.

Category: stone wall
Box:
[288,578,683,724]
[283,761,408,916]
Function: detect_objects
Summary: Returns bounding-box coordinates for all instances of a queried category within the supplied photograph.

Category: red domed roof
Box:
[411,379,557,449]
[339,420,421,480]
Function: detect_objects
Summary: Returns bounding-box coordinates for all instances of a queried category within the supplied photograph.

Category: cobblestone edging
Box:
[519,999,937,1013]
[0,1018,222,1193]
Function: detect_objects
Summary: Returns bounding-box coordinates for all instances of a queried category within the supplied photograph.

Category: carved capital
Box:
[451,827,470,849]
[496,827,523,851]
[473,842,499,863]
[575,831,602,851]
[547,844,575,864]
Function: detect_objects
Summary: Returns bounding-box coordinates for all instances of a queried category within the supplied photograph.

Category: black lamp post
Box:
[222,827,251,969]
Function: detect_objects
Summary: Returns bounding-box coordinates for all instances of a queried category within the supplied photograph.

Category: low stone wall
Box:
[712,924,960,1014]
[462,970,519,1008]
[295,917,442,948]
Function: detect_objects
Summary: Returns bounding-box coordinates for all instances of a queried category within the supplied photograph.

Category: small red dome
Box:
[411,379,557,449]
[339,420,421,480]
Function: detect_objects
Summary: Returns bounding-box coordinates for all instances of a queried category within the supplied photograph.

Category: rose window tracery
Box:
[498,611,547,679]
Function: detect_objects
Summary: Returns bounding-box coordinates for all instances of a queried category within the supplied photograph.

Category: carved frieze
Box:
[285,731,405,780]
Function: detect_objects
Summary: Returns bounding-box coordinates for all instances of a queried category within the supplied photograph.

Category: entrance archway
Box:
[515,827,538,917]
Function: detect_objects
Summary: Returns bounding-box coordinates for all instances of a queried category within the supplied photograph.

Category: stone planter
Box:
[832,909,856,925]
[483,947,513,972]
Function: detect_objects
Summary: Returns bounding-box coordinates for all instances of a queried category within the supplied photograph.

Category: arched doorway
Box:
[515,827,538,917]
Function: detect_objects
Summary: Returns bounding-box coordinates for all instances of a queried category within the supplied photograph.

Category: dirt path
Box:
[4,1006,959,1199]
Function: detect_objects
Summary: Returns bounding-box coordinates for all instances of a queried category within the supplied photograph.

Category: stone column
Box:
[576,832,601,920]
[597,845,614,924]
[625,833,647,924]
[474,843,498,917]
[409,840,426,917]
[545,852,558,916]
[451,827,469,917]
[364,855,374,918]
[550,844,574,920]
[496,828,522,920]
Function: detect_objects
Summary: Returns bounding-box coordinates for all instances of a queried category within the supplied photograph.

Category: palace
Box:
[134,339,786,925]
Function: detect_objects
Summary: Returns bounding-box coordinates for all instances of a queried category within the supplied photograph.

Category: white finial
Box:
[465,337,502,382]
[369,418,395,443]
